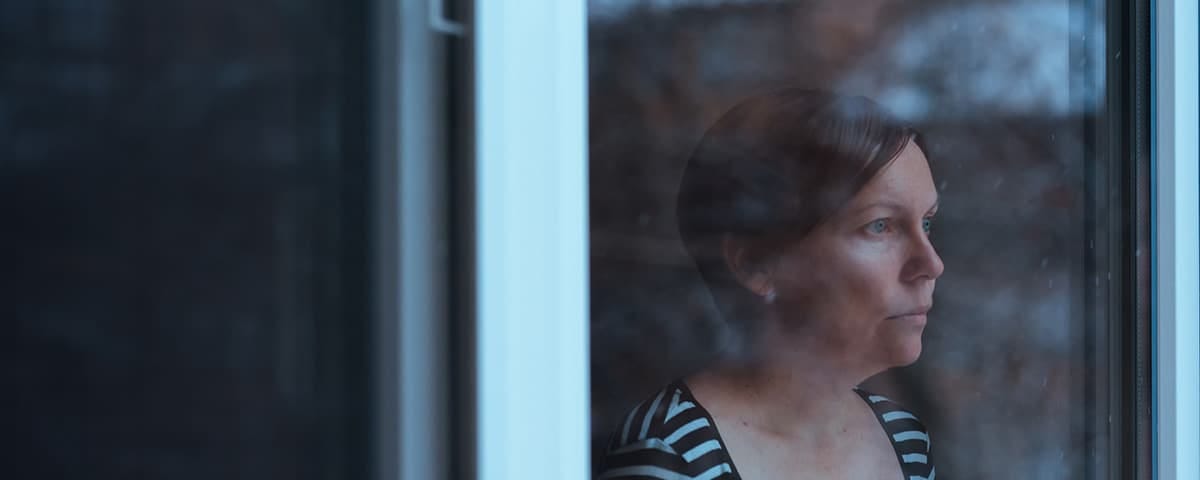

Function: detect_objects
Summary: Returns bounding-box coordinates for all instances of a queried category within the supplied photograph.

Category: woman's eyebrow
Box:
[852,201,906,215]
[853,197,940,216]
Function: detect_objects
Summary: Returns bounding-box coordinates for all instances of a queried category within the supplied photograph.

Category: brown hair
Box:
[675,88,926,346]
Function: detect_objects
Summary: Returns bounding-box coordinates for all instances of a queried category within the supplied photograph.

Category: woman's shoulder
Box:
[854,388,937,479]
[597,380,735,479]
[603,380,704,451]
[853,388,931,431]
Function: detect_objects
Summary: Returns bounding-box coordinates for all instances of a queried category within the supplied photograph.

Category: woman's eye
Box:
[866,219,889,234]
[922,217,934,233]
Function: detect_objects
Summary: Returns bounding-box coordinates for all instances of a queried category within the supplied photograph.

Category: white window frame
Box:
[1154,1,1199,479]
[470,0,1199,478]
[475,1,589,480]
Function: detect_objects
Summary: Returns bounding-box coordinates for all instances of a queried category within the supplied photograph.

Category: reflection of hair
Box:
[676,88,925,349]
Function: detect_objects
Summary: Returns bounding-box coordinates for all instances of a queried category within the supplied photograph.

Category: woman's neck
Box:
[687,330,882,439]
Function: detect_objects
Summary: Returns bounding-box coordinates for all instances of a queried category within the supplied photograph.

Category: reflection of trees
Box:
[589,1,1099,478]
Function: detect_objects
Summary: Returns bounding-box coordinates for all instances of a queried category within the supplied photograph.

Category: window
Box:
[579,0,1193,479]
[6,0,1194,479]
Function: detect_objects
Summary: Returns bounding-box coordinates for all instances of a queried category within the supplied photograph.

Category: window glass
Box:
[588,1,1143,478]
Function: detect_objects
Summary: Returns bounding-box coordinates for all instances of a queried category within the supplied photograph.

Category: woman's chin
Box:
[889,335,924,367]
[896,346,922,366]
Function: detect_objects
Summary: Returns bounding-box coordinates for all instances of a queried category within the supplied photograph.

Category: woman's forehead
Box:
[859,145,931,195]
[849,144,937,211]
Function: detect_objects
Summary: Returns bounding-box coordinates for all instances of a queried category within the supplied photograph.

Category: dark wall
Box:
[2,2,372,478]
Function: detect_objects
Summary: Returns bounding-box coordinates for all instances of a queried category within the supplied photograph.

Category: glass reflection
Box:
[589,1,1113,478]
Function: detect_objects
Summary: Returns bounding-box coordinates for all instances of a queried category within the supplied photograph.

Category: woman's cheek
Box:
[840,253,900,309]
[843,240,897,273]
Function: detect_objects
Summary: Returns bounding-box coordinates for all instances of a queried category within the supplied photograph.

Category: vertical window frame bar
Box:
[1153,0,1200,479]
[384,0,460,479]
[474,1,589,479]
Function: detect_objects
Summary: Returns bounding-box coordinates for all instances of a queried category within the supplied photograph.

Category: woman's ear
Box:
[721,234,775,298]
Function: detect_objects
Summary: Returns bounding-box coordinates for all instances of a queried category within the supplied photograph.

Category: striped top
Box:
[597,380,936,480]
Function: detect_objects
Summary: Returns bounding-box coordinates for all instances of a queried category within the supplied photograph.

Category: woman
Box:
[598,89,943,480]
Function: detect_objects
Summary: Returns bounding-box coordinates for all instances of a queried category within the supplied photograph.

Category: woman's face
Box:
[769,140,943,371]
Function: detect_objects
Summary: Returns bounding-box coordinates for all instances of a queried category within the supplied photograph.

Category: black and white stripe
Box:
[599,383,735,479]
[856,390,937,480]
[598,380,938,480]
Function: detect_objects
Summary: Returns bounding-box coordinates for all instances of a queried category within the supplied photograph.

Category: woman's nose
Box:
[905,232,944,282]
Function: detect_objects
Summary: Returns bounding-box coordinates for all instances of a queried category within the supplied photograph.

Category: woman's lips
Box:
[888,313,927,323]
[888,306,931,321]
